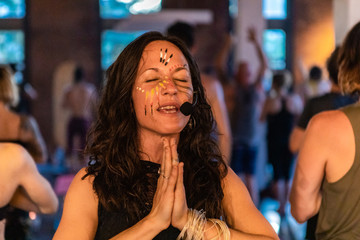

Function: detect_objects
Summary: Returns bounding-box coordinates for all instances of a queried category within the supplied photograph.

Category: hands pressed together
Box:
[147,137,188,232]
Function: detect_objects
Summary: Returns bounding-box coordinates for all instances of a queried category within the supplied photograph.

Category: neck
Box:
[138,130,179,164]
[330,83,341,93]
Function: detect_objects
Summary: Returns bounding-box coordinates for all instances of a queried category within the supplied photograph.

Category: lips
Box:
[157,103,179,113]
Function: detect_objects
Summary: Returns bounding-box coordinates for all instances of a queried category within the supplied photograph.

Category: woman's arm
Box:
[53,168,100,239]
[54,142,180,240]
[221,168,279,239]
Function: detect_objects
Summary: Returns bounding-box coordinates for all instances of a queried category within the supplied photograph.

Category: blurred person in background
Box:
[166,21,232,163]
[0,64,49,239]
[62,65,98,170]
[260,70,303,217]
[0,143,58,240]
[229,27,268,207]
[0,65,48,164]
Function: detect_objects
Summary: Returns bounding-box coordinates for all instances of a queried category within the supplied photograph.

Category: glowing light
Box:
[263,210,281,234]
[115,0,133,3]
[0,5,10,18]
[29,211,37,220]
[129,0,161,15]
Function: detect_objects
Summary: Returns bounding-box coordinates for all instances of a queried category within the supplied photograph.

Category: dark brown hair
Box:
[84,31,227,223]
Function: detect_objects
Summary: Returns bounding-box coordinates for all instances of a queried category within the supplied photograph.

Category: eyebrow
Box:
[143,68,159,73]
[173,67,189,73]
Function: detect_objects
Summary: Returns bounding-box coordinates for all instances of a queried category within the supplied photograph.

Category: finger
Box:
[166,164,178,192]
[160,138,166,176]
[176,162,184,191]
[163,138,172,179]
[170,138,179,166]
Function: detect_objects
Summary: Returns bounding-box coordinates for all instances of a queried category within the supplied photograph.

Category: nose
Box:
[161,78,178,95]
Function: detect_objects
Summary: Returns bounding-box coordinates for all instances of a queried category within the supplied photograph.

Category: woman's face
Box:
[132,40,193,137]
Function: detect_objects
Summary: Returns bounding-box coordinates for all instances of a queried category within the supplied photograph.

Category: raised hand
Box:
[147,138,179,231]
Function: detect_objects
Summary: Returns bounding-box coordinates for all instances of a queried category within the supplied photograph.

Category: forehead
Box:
[138,40,188,71]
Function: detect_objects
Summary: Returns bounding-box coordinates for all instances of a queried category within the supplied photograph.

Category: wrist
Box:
[177,209,207,239]
[143,214,168,232]
[174,209,189,230]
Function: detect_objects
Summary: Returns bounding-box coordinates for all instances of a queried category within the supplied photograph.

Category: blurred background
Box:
[1,0,360,239]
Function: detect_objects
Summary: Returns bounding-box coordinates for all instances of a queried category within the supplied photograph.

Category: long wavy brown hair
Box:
[84,31,228,223]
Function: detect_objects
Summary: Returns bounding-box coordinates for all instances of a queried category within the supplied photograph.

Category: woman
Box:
[290,21,360,239]
[260,70,302,216]
[0,65,48,164]
[53,32,278,239]
[0,143,58,240]
[0,65,49,238]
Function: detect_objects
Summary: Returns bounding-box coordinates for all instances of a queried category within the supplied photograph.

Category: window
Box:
[101,30,145,69]
[0,0,26,19]
[0,0,26,84]
[99,0,162,19]
[262,0,287,20]
[263,29,286,70]
[262,0,290,71]
[0,30,24,64]
[229,0,238,18]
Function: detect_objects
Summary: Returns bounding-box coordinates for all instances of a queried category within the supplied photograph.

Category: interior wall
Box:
[26,0,101,151]
[333,0,360,44]
[292,0,335,82]
[235,0,265,69]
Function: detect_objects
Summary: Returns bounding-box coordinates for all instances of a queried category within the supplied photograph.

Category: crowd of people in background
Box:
[1,18,360,240]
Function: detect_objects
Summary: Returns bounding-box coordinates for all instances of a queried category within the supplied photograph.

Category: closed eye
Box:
[145,78,159,83]
[174,79,188,83]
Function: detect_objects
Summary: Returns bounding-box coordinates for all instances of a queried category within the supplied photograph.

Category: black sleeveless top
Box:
[94,160,181,240]
[0,206,9,221]
[267,98,295,145]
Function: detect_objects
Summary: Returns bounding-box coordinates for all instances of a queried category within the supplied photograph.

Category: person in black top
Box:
[261,70,303,216]
[53,31,279,240]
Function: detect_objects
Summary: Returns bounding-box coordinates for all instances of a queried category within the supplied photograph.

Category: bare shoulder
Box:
[0,142,24,154]
[0,143,28,167]
[62,167,97,214]
[54,168,98,239]
[308,110,349,135]
[68,168,96,197]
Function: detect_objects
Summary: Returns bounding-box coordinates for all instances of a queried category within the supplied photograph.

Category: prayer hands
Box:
[148,137,188,231]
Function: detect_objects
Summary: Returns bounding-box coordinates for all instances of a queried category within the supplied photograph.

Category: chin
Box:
[159,125,185,135]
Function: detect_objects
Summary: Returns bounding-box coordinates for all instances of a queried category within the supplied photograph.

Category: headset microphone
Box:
[180,92,198,116]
